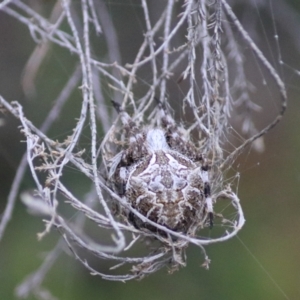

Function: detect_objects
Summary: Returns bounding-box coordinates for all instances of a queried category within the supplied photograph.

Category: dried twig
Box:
[0,0,288,297]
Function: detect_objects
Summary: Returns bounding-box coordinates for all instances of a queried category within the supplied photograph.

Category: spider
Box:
[107,101,214,237]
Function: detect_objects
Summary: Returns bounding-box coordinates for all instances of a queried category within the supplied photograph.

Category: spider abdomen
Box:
[124,150,207,233]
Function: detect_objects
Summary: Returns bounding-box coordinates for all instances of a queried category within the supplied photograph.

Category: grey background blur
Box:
[0,1,300,299]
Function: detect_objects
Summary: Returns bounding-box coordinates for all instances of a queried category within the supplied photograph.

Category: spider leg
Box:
[157,102,203,162]
[202,165,213,228]
[111,100,148,165]
[109,101,149,203]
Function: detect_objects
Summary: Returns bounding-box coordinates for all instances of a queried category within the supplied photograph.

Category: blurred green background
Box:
[0,1,300,299]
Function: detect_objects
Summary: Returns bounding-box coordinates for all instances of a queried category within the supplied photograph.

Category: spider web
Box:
[0,0,289,298]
